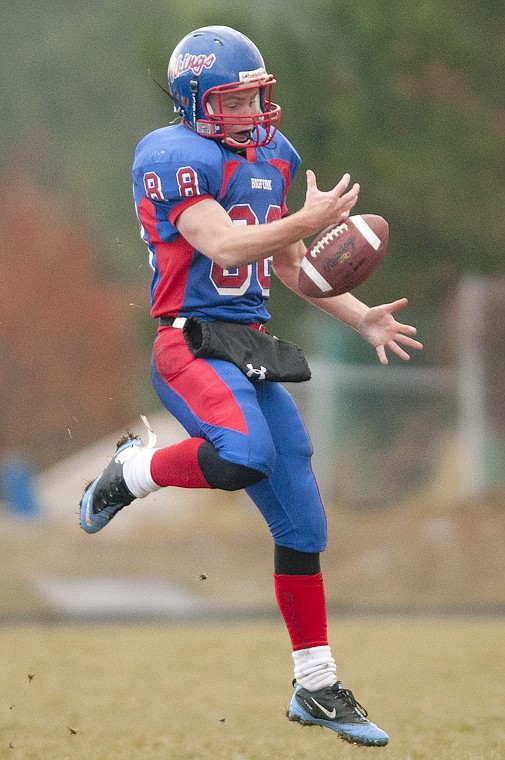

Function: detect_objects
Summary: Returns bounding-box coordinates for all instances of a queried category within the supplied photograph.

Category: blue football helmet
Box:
[168,26,281,148]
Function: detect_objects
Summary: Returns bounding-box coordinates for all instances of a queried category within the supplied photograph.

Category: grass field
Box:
[1,617,505,760]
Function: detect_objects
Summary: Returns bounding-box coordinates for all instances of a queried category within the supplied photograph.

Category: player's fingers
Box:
[376,345,388,365]
[385,297,409,313]
[331,172,352,196]
[338,183,360,206]
[394,322,418,336]
[340,185,360,206]
[395,334,424,350]
[377,336,421,364]
[337,187,360,218]
[306,169,318,192]
[388,341,411,361]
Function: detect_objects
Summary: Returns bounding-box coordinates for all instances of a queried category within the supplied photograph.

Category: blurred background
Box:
[1,0,504,622]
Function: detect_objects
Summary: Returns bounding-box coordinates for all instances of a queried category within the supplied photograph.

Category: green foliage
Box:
[2,0,504,307]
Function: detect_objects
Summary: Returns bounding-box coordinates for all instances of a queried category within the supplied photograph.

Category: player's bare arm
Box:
[175,171,359,269]
[273,242,423,365]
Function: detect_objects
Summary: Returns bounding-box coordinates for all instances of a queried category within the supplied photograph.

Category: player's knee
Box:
[197,440,267,491]
[291,523,327,554]
[271,511,327,554]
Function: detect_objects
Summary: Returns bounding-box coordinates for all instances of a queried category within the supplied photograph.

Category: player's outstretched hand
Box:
[303,170,360,231]
[356,298,423,365]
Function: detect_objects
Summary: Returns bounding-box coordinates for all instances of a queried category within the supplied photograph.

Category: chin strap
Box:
[219,136,257,162]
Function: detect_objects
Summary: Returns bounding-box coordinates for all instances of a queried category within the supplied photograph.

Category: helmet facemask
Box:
[199,77,280,149]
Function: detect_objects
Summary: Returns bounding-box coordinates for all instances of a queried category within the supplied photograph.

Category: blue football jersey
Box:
[132,122,301,322]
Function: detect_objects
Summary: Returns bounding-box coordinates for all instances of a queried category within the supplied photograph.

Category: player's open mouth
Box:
[227,130,253,145]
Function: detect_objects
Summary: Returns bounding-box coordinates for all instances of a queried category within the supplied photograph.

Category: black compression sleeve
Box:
[274,544,321,575]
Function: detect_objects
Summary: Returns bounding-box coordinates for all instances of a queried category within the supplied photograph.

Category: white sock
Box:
[292,645,337,692]
[122,446,161,499]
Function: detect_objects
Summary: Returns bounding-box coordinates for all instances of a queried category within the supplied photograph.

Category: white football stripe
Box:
[351,215,381,250]
[300,257,333,292]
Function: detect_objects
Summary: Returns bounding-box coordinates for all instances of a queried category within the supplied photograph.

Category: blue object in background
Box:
[0,454,41,518]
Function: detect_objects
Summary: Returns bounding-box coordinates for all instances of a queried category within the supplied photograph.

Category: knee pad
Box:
[197,440,267,491]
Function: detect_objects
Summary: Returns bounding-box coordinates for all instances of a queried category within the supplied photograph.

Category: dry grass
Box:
[1,489,505,758]
[1,618,505,759]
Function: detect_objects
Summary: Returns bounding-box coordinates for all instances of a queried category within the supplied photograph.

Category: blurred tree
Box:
[0,164,146,468]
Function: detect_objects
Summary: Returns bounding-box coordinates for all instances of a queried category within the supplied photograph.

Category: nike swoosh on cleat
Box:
[310,698,337,719]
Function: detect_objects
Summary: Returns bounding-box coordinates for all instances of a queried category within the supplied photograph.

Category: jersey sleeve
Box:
[289,143,302,183]
[276,130,302,182]
[132,127,222,243]
[270,131,302,217]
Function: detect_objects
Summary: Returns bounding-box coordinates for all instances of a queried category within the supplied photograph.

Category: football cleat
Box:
[80,416,156,534]
[288,680,389,747]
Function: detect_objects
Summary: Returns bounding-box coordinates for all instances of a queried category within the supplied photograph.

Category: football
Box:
[298,214,389,298]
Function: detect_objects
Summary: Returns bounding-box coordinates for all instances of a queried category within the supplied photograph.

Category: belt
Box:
[158,316,265,332]
[159,316,187,328]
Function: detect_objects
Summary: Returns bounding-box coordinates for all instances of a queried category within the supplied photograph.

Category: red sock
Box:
[150,438,210,489]
[274,572,329,651]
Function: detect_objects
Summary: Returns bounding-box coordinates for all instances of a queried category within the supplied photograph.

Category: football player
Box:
[80,25,423,746]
